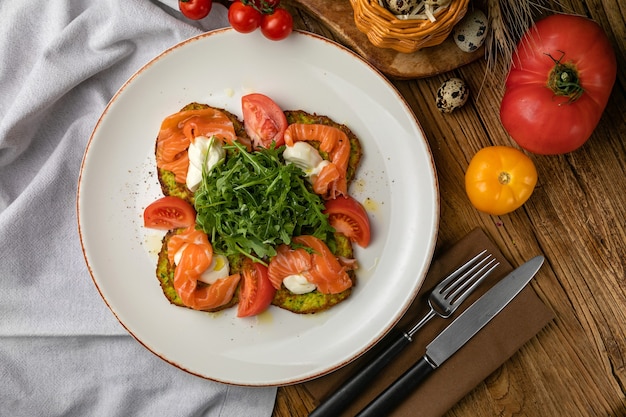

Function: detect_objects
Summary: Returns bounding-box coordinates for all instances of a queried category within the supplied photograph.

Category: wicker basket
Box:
[350,0,470,53]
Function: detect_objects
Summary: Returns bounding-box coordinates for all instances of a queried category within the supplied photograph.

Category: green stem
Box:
[498,171,511,185]
[546,51,584,103]
[241,0,277,14]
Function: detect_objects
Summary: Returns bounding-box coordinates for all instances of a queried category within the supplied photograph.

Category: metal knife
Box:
[353,255,545,417]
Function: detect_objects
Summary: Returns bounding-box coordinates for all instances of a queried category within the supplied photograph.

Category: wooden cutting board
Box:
[288,0,484,79]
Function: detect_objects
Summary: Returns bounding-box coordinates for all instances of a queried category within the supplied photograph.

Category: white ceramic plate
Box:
[78,28,439,386]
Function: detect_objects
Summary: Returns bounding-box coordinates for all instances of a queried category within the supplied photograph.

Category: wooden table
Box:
[272,0,626,416]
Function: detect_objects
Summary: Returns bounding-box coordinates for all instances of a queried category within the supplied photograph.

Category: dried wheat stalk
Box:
[484,0,554,84]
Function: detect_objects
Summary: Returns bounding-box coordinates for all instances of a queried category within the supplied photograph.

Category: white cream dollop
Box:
[283,141,330,182]
[186,135,225,192]
[197,254,230,285]
[173,245,230,285]
[173,243,188,267]
[283,274,317,294]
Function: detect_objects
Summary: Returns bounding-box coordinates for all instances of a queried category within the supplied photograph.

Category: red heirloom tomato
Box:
[500,14,617,155]
[143,196,196,230]
[324,196,371,248]
[228,1,262,33]
[237,259,276,317]
[241,93,288,148]
[178,0,212,20]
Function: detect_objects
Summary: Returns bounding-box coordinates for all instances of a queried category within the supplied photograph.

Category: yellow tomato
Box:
[465,146,538,215]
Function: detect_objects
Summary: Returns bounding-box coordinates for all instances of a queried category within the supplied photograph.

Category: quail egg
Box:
[452,10,488,52]
[436,78,469,113]
[384,0,417,15]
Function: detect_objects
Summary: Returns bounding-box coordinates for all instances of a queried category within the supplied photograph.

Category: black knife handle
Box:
[354,357,435,417]
[308,333,411,417]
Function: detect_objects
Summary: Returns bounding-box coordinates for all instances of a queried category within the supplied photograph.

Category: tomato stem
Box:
[241,0,278,14]
[498,171,511,185]
[546,51,584,103]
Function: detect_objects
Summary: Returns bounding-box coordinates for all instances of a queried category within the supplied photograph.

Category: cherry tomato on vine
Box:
[228,1,262,33]
[179,0,212,20]
[260,7,293,41]
[464,146,538,216]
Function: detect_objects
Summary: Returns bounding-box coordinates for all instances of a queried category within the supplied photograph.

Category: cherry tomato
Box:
[178,0,212,20]
[323,196,371,248]
[143,196,196,230]
[464,146,538,216]
[260,7,293,41]
[241,93,288,148]
[228,1,262,33]
[237,258,276,317]
[500,14,617,155]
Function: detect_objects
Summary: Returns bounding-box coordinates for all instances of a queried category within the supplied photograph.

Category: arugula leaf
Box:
[194,141,334,264]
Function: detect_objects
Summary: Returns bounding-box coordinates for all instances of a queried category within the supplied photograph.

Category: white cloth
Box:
[0,1,277,415]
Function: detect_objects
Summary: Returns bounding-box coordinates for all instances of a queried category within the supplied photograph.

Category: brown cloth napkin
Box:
[303,228,554,417]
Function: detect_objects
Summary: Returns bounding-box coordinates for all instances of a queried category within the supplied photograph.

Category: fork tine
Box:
[406,251,499,336]
[436,250,489,296]
[447,257,499,305]
[443,253,494,296]
[449,258,500,304]
[437,249,488,288]
[437,250,499,302]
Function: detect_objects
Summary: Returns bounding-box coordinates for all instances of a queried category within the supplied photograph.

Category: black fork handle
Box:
[308,333,411,417]
[354,357,435,417]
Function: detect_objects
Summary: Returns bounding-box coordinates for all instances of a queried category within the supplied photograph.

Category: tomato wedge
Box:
[324,196,371,248]
[143,196,196,230]
[241,93,287,149]
[237,258,276,317]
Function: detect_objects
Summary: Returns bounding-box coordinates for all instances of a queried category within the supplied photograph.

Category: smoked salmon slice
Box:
[156,108,237,183]
[267,244,312,290]
[168,227,240,311]
[283,123,350,198]
[268,235,352,294]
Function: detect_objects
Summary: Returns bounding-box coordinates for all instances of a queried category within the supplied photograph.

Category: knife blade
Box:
[353,255,545,417]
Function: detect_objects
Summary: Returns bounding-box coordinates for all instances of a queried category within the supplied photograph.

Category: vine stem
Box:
[546,51,585,103]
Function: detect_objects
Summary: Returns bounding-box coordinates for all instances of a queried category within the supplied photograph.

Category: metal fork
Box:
[308,250,499,417]
[403,249,499,340]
